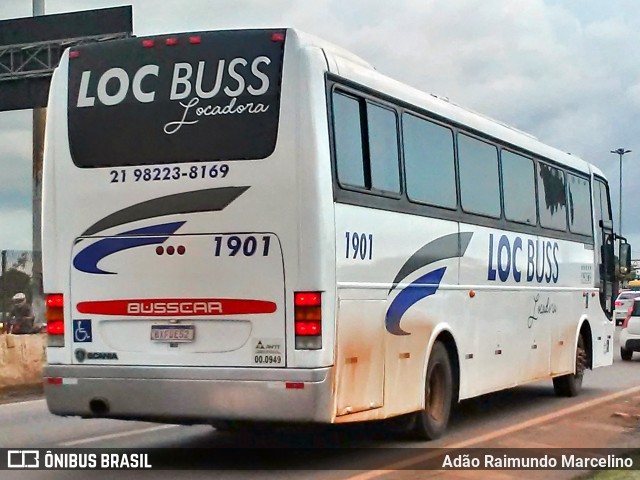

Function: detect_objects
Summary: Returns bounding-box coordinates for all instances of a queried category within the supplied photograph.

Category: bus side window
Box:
[538,163,568,231]
[366,102,400,193]
[403,112,456,209]
[458,133,501,218]
[566,174,593,236]
[501,151,536,225]
[332,92,366,189]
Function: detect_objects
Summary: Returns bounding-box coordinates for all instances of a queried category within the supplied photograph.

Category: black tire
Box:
[553,334,587,397]
[620,347,633,361]
[384,413,417,437]
[411,342,453,440]
[210,420,236,432]
[209,420,274,434]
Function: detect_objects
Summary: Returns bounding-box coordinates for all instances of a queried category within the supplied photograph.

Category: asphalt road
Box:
[2,327,640,479]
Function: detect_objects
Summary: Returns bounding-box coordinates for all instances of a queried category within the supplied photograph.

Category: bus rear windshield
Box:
[67,29,285,168]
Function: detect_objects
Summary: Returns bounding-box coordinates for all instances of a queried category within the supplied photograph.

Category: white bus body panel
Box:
[70,233,285,367]
[43,30,339,423]
[43,28,613,426]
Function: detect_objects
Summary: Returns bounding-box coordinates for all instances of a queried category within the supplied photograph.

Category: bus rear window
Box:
[67,29,285,168]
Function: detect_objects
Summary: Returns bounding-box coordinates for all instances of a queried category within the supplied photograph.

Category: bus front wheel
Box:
[412,341,453,440]
[553,333,587,397]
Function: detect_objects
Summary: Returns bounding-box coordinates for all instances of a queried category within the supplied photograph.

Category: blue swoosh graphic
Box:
[385,267,447,336]
[73,221,186,275]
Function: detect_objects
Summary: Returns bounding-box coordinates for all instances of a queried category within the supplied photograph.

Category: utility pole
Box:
[32,0,46,325]
[610,148,631,243]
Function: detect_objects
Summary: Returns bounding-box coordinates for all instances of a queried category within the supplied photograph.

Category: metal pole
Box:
[619,152,623,240]
[32,0,46,328]
[610,148,631,241]
[1,250,6,325]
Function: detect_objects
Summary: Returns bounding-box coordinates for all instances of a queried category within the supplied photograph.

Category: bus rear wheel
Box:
[553,333,587,397]
[412,341,453,440]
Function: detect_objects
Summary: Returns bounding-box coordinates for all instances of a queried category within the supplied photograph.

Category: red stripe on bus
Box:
[76,298,277,316]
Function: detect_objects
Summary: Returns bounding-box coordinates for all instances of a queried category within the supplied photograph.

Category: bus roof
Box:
[290,28,600,179]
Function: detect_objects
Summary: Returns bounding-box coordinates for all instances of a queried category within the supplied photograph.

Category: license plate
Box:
[150,324,195,342]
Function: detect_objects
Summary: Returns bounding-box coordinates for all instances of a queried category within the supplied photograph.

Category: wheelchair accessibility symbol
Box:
[73,319,92,343]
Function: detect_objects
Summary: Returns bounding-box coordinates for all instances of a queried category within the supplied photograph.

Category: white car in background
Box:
[620,298,640,361]
[614,291,640,326]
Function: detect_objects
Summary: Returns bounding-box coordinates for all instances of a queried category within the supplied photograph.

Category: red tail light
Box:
[615,301,623,307]
[142,39,155,48]
[622,306,633,329]
[294,292,321,349]
[46,294,64,336]
[165,37,178,46]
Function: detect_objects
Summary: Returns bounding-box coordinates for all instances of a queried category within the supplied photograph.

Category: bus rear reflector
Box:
[142,39,155,48]
[46,294,65,345]
[294,292,321,349]
[286,382,304,389]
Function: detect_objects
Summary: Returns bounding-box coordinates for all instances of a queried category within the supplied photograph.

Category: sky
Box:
[1,0,639,251]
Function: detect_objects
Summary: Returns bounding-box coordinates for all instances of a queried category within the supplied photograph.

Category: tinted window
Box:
[333,92,365,188]
[619,292,640,300]
[367,103,400,193]
[458,134,501,217]
[68,29,286,167]
[403,113,456,208]
[502,151,536,225]
[567,173,592,236]
[538,163,567,231]
[597,180,612,222]
[594,179,612,286]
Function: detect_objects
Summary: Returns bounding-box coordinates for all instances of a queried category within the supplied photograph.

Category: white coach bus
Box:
[42,28,630,439]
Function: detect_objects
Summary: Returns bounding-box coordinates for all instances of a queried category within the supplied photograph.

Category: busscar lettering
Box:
[127,301,223,315]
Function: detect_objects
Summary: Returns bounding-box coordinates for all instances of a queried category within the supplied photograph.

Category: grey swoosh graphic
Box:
[81,186,249,236]
[389,232,473,293]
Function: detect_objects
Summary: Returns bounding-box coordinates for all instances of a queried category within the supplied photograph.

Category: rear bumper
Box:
[43,365,334,424]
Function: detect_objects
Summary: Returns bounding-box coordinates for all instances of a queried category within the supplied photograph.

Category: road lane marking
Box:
[59,424,179,446]
[0,399,46,410]
[344,384,640,480]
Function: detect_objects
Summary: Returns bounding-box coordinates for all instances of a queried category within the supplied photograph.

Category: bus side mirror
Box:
[620,242,632,274]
